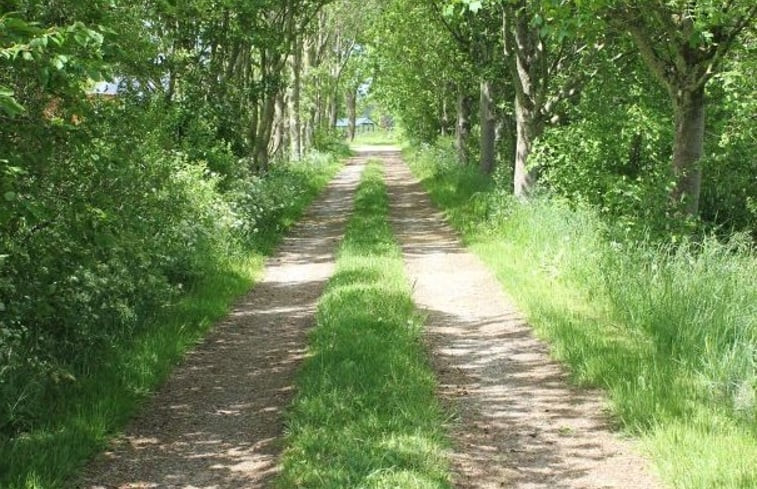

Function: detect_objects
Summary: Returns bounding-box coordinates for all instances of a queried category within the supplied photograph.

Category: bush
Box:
[0,130,235,437]
[0,96,339,441]
[313,128,352,157]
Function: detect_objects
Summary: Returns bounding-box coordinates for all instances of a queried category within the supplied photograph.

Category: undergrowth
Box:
[0,153,342,489]
[276,162,452,489]
[405,141,756,489]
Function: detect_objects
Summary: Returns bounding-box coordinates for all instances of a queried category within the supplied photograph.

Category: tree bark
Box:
[328,90,339,129]
[248,101,258,170]
[272,92,288,160]
[441,95,449,137]
[479,79,496,174]
[254,94,277,172]
[346,88,357,141]
[513,95,540,198]
[671,86,705,215]
[455,90,472,165]
[289,39,303,160]
[306,109,316,149]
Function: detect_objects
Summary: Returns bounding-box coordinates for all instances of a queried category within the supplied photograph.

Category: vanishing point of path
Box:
[383,148,661,489]
[79,148,660,489]
[77,157,367,488]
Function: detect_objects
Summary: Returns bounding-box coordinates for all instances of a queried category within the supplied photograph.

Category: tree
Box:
[368,0,462,143]
[604,1,756,216]
[500,0,602,197]
[443,0,600,195]
[428,0,504,173]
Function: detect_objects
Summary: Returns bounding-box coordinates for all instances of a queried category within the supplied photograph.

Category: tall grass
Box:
[276,163,452,489]
[406,141,757,489]
[0,154,342,489]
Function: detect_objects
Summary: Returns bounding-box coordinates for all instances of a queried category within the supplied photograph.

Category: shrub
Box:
[0,98,338,441]
[313,128,352,157]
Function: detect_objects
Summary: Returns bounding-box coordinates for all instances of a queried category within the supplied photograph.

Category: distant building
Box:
[356,117,376,130]
[335,117,376,133]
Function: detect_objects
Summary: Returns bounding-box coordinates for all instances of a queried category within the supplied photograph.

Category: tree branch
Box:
[625,19,672,90]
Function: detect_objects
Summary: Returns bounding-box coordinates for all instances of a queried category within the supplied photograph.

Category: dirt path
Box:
[77,157,366,489]
[383,150,661,489]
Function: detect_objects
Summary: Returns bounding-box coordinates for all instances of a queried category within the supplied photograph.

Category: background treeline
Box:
[369,0,755,236]
[0,0,364,468]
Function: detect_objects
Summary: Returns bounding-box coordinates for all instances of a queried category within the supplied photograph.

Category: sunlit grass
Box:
[276,163,452,489]
[350,129,401,146]
[0,156,342,489]
[405,142,757,489]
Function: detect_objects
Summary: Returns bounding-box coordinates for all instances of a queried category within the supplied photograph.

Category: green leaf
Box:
[51,55,69,70]
[467,0,483,13]
[4,191,16,202]
[0,87,25,116]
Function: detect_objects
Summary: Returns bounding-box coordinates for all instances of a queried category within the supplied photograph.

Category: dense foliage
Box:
[366,0,756,235]
[0,0,348,454]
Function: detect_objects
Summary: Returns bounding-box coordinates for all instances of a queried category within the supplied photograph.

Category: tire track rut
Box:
[78,157,367,489]
[383,150,661,489]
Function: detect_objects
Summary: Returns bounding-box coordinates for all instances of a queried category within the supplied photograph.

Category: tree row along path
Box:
[382,148,661,489]
[77,158,368,488]
[78,148,660,489]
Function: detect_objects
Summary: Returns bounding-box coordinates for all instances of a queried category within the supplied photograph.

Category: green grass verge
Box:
[0,157,342,489]
[405,141,756,489]
[276,163,453,489]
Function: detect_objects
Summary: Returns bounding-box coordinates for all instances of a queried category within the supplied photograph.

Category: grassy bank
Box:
[276,163,452,489]
[0,155,342,489]
[405,142,756,489]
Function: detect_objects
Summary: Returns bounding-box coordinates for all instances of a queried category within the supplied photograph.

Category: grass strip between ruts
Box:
[1,158,342,489]
[276,162,453,489]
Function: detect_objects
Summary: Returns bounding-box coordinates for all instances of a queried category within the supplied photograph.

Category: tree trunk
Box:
[315,92,325,129]
[479,79,496,175]
[455,91,471,165]
[347,88,357,141]
[255,94,277,172]
[503,3,551,197]
[272,92,288,160]
[441,96,449,137]
[513,95,540,198]
[306,109,316,149]
[328,91,339,129]
[671,86,705,216]
[248,102,258,170]
[290,39,303,160]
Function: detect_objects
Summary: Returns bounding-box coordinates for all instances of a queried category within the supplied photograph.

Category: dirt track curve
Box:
[78,148,660,489]
[77,157,367,488]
